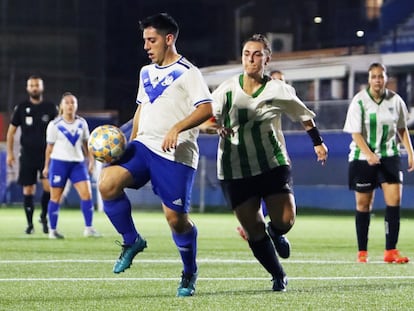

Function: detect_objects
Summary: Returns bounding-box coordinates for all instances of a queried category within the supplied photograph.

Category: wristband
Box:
[307,127,323,146]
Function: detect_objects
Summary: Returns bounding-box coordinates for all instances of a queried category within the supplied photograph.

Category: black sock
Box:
[40,191,50,220]
[385,205,400,250]
[355,211,370,251]
[248,235,285,278]
[23,195,34,226]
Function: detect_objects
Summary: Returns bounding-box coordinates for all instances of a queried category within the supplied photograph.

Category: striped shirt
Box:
[212,74,315,180]
[343,88,409,161]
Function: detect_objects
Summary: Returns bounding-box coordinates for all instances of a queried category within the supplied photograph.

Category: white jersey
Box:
[135,56,212,169]
[343,88,409,161]
[212,75,316,180]
[46,115,90,162]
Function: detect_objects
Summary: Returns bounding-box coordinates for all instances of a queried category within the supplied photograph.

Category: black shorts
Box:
[348,156,402,192]
[220,165,293,209]
[18,153,46,186]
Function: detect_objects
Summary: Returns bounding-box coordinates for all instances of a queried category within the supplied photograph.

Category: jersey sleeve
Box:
[396,95,409,129]
[343,98,362,133]
[10,105,21,127]
[46,120,57,144]
[183,67,212,107]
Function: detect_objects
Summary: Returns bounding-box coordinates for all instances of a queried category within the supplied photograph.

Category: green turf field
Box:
[0,206,413,311]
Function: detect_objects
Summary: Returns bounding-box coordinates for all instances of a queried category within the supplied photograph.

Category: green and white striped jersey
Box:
[343,88,409,162]
[212,74,315,180]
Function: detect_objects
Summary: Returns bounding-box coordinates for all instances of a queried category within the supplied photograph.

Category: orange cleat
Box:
[357,250,368,263]
[236,226,248,241]
[384,249,409,264]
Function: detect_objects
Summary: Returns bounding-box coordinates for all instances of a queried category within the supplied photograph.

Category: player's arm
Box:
[42,143,54,178]
[130,105,141,141]
[6,124,17,167]
[301,119,328,165]
[162,102,213,152]
[199,116,219,134]
[82,140,95,174]
[398,127,414,172]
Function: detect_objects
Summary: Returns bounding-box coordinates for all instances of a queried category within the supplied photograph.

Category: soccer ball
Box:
[88,124,127,163]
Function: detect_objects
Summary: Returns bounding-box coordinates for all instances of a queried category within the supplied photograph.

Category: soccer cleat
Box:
[113,237,147,274]
[83,227,102,237]
[272,275,288,292]
[49,230,64,239]
[357,250,368,263]
[236,226,248,241]
[25,225,34,234]
[39,217,49,234]
[267,222,291,259]
[177,271,198,297]
[384,249,409,264]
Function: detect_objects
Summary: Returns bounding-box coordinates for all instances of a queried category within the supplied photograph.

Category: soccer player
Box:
[343,62,414,263]
[6,75,58,234]
[98,13,213,297]
[200,34,328,291]
[42,92,100,239]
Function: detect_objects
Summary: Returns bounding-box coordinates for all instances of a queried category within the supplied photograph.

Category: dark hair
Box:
[61,91,74,99]
[368,62,386,73]
[27,75,43,81]
[139,13,179,38]
[243,34,272,55]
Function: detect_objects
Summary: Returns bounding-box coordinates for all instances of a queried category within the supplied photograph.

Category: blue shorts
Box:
[117,140,196,213]
[49,159,90,188]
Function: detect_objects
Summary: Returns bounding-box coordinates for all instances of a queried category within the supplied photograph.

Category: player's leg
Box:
[221,174,287,292]
[99,141,148,273]
[152,154,198,297]
[380,156,408,263]
[349,159,377,262]
[18,156,37,234]
[71,162,100,237]
[47,159,69,239]
[39,176,50,234]
[264,192,295,260]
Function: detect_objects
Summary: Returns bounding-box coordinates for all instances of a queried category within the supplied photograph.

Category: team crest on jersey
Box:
[42,114,50,123]
[26,107,31,113]
[25,116,33,126]
[388,107,394,114]
[161,75,174,86]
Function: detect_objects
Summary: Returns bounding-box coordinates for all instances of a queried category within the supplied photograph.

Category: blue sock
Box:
[261,200,268,218]
[48,201,60,230]
[103,193,139,245]
[81,199,94,227]
[172,225,198,275]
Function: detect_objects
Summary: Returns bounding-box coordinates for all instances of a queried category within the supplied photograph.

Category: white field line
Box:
[0,258,402,264]
[1,276,414,282]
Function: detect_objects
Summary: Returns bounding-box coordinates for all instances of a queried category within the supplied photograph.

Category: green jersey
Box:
[343,88,409,161]
[212,74,315,180]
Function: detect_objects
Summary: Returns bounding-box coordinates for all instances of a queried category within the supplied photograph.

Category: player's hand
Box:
[6,154,15,167]
[407,155,414,172]
[366,153,380,166]
[42,167,49,178]
[162,127,180,152]
[217,127,234,138]
[314,143,328,165]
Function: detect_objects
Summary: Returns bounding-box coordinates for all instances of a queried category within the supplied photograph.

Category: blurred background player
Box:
[98,13,213,297]
[43,92,100,239]
[201,34,328,291]
[343,63,414,263]
[6,75,58,234]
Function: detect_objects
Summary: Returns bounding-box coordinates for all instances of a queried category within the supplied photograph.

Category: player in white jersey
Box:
[98,13,213,297]
[343,63,414,264]
[201,34,328,292]
[43,92,100,239]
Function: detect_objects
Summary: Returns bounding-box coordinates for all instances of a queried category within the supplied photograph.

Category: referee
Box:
[6,75,58,234]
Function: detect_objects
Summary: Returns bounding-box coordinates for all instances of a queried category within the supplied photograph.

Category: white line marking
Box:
[1,276,414,282]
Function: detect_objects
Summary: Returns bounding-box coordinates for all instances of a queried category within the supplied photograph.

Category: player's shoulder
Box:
[215,75,239,92]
